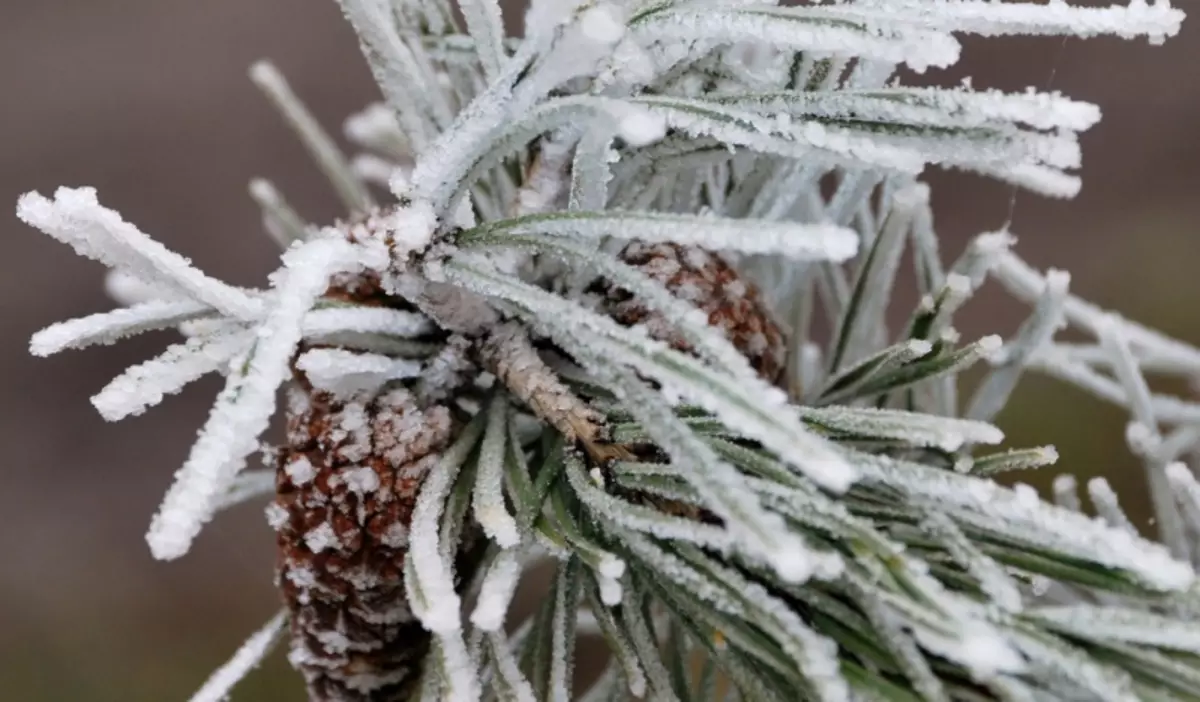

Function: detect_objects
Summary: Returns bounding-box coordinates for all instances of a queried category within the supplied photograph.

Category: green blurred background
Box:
[2,1,1198,699]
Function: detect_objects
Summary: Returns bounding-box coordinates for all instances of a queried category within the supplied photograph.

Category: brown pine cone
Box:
[269,249,476,700]
[604,241,787,383]
[270,382,457,701]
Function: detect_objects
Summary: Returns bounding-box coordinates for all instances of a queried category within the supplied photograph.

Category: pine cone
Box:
[271,382,456,701]
[270,249,478,701]
[604,241,787,383]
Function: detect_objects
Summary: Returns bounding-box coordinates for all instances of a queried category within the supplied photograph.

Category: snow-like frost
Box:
[295,347,423,397]
[146,237,376,561]
[92,329,251,421]
[473,397,521,548]
[18,187,263,319]
[30,299,212,357]
[471,549,523,631]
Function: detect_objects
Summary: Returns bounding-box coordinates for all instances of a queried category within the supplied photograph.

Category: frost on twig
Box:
[477,321,607,450]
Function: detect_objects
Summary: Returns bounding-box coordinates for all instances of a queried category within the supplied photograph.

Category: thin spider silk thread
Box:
[1003,36,1070,231]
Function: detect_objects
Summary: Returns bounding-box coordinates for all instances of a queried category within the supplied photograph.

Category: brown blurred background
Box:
[2,2,1197,699]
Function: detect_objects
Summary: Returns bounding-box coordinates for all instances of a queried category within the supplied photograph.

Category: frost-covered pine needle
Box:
[18,188,262,320]
[471,548,524,632]
[186,610,287,702]
[248,178,310,248]
[473,395,520,548]
[92,329,251,421]
[249,61,374,214]
[407,413,487,633]
[30,299,211,357]
[146,236,376,560]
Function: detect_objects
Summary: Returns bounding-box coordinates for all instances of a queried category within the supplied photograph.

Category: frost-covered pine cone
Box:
[602,241,787,382]
[273,380,453,701]
[271,265,476,701]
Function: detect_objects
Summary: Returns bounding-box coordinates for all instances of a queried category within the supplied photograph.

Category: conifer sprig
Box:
[18,2,1200,701]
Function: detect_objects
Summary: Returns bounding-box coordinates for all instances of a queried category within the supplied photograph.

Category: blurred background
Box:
[2,2,1197,699]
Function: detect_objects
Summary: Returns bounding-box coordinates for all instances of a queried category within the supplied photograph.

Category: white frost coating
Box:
[800,406,1003,452]
[579,4,625,44]
[471,549,523,631]
[845,0,1183,44]
[187,610,287,702]
[505,234,775,398]
[146,237,373,561]
[956,629,1026,678]
[351,154,400,187]
[305,522,339,553]
[1166,462,1200,533]
[632,6,961,72]
[582,582,646,697]
[473,397,520,548]
[384,199,439,261]
[406,40,542,214]
[433,629,482,702]
[1052,473,1081,512]
[284,456,316,486]
[617,579,679,701]
[834,183,925,370]
[922,512,1022,612]
[249,61,374,213]
[1098,314,1159,431]
[444,258,857,493]
[249,178,309,248]
[486,631,537,702]
[343,102,409,160]
[597,575,623,606]
[616,107,667,148]
[343,466,380,494]
[994,250,1200,371]
[1086,478,1137,535]
[598,369,815,583]
[661,532,850,702]
[407,416,486,634]
[30,299,211,357]
[1031,603,1200,655]
[264,502,289,531]
[636,94,926,173]
[457,0,507,80]
[548,565,578,702]
[382,522,409,549]
[18,188,263,319]
[104,269,183,305]
[305,306,432,339]
[91,330,251,421]
[1031,349,1200,425]
[295,348,423,397]
[967,268,1068,422]
[562,452,737,552]
[598,555,625,580]
[744,87,1101,133]
[856,453,1194,592]
[496,208,859,261]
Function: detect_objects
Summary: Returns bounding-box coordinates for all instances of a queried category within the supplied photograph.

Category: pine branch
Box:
[18,1,1200,701]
